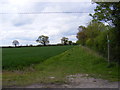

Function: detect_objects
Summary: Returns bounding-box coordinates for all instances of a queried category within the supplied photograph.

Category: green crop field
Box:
[2,46,74,70]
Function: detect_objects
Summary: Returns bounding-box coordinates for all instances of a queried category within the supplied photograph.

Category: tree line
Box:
[12,36,74,47]
[76,2,120,63]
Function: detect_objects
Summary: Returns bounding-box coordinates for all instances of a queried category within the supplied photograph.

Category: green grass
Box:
[2,46,74,70]
[2,46,119,87]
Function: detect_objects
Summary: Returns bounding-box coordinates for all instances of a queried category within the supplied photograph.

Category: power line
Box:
[0,12,94,14]
[0,1,94,3]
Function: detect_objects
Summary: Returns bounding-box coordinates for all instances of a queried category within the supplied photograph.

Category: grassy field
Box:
[3,46,119,87]
[2,46,74,70]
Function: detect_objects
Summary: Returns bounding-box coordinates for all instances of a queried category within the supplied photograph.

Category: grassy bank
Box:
[3,46,119,87]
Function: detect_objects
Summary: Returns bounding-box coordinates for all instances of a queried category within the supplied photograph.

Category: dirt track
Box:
[14,74,119,88]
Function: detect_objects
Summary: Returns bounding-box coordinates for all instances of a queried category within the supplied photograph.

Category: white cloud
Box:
[0,1,96,46]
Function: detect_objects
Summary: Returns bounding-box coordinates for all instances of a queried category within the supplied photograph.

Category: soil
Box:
[11,74,119,88]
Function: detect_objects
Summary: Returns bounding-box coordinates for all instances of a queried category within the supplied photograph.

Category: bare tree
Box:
[12,40,19,47]
[61,37,68,45]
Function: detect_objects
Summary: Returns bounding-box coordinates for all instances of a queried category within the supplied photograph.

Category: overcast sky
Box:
[0,0,97,46]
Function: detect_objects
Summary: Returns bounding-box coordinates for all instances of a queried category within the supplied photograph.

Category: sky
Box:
[0,0,97,46]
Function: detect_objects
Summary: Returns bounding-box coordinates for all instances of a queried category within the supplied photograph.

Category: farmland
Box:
[2,46,119,87]
[2,46,74,70]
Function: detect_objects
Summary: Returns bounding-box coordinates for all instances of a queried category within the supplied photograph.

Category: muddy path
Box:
[7,74,119,88]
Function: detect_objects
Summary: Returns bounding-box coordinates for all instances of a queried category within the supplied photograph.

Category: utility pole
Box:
[106,24,110,65]
[107,34,110,64]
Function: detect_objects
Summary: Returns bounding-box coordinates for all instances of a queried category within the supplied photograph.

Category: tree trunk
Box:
[43,42,46,46]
